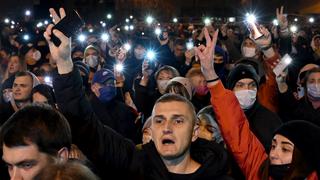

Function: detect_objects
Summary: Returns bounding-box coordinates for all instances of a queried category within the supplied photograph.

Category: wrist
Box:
[57,58,73,74]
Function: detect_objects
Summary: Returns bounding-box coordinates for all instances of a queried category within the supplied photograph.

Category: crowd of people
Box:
[0,5,320,180]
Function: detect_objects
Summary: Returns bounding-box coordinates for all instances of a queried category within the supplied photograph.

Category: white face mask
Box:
[242,47,256,58]
[157,80,169,94]
[235,89,257,110]
[85,55,99,68]
[32,50,42,61]
[307,83,320,98]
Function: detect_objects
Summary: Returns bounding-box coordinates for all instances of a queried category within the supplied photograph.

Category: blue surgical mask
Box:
[98,86,116,103]
[307,83,320,99]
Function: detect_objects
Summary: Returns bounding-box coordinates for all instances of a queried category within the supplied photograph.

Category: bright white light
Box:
[78,34,86,42]
[25,10,31,16]
[141,32,145,36]
[204,17,211,25]
[309,17,315,23]
[272,19,279,26]
[125,18,129,23]
[44,20,49,25]
[107,14,112,19]
[4,18,10,24]
[173,18,178,23]
[284,56,292,64]
[186,42,194,50]
[129,25,134,30]
[129,15,133,19]
[124,25,129,31]
[11,21,15,25]
[23,34,30,41]
[117,28,121,31]
[44,76,52,84]
[10,25,14,29]
[290,25,298,33]
[146,50,156,60]
[294,18,298,22]
[124,43,131,51]
[146,16,154,24]
[115,63,124,72]
[102,23,106,27]
[36,22,43,28]
[88,28,94,33]
[246,13,256,24]
[101,33,109,41]
[100,21,103,24]
[154,27,161,35]
[228,17,236,23]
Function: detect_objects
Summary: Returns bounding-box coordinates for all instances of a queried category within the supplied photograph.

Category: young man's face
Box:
[2,143,52,180]
[151,101,198,160]
[13,75,33,102]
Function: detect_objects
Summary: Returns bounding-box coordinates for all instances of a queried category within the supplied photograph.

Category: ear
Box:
[57,147,69,162]
[191,124,199,142]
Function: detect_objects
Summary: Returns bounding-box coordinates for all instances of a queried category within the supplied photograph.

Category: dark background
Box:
[1,0,319,22]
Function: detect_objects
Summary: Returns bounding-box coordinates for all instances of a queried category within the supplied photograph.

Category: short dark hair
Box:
[154,94,197,125]
[0,103,72,155]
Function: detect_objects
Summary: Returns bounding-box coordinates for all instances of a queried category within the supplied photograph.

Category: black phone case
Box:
[51,10,84,46]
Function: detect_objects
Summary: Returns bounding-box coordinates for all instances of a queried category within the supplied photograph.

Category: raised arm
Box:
[195,28,268,180]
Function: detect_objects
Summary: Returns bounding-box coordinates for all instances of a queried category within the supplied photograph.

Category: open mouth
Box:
[162,139,175,145]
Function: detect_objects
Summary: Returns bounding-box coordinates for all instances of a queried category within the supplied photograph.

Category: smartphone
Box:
[273,54,292,77]
[51,9,84,46]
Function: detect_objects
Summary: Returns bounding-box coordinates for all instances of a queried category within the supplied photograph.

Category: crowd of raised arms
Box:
[0,5,319,180]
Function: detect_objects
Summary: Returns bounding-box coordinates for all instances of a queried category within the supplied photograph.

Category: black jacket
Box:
[53,67,231,180]
[244,101,282,151]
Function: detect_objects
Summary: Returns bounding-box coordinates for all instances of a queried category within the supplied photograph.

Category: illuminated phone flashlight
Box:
[283,55,292,64]
[290,25,298,33]
[309,17,315,23]
[25,10,31,16]
[272,19,279,26]
[204,17,211,26]
[124,43,131,51]
[228,17,236,23]
[10,25,14,29]
[173,18,178,23]
[125,18,130,23]
[36,22,43,28]
[101,33,109,42]
[246,13,263,39]
[129,25,134,30]
[44,76,52,84]
[102,22,106,27]
[186,41,194,50]
[141,32,145,36]
[129,15,133,19]
[124,25,129,31]
[4,18,10,24]
[117,28,121,31]
[89,28,94,33]
[155,27,162,36]
[115,63,124,72]
[294,18,298,22]
[44,20,49,25]
[146,16,154,25]
[107,13,112,19]
[78,34,86,42]
[11,21,15,25]
[146,50,156,61]
[23,34,30,41]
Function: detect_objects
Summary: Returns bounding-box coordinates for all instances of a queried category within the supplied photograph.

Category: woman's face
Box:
[198,119,214,141]
[306,72,320,85]
[269,134,294,165]
[8,56,21,74]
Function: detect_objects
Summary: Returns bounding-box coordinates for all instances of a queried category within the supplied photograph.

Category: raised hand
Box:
[250,25,272,49]
[276,6,288,30]
[43,8,73,74]
[194,28,219,82]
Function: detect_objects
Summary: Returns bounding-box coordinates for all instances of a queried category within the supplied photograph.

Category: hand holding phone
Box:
[51,9,84,46]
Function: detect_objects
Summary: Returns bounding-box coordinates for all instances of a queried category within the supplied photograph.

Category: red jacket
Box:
[209,81,318,180]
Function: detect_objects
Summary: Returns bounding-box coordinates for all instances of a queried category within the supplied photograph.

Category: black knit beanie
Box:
[226,64,260,90]
[274,120,320,174]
